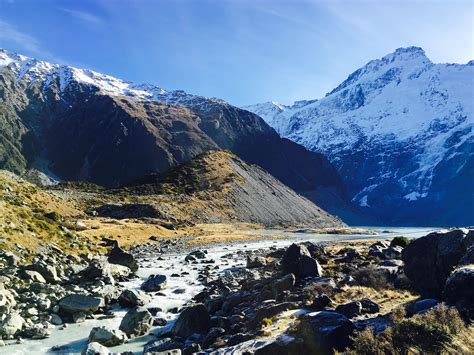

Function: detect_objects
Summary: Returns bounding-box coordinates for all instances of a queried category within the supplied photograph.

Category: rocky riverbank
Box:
[1,228,473,354]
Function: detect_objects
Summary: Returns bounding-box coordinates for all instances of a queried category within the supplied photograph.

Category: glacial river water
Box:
[6,227,440,354]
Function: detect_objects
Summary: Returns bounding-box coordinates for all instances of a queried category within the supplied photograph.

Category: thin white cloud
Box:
[0,20,42,53]
[0,20,68,64]
[59,8,104,26]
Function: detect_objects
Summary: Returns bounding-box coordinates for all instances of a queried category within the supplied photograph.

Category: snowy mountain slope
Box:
[244,47,474,225]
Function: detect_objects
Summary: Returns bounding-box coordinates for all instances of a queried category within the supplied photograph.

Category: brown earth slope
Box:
[120,150,343,228]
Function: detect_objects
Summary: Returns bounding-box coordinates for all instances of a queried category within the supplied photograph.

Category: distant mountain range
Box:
[0,49,355,223]
[244,47,474,226]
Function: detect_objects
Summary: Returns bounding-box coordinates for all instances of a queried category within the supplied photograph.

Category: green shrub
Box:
[390,236,411,248]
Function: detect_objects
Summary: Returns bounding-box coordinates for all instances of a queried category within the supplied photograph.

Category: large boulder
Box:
[443,266,474,319]
[402,229,474,297]
[297,311,355,353]
[23,262,60,283]
[272,273,295,298]
[118,289,151,308]
[88,326,127,346]
[108,246,138,272]
[58,294,104,314]
[171,304,211,338]
[119,307,154,338]
[141,274,167,292]
[335,301,362,318]
[77,260,114,284]
[0,313,24,337]
[281,244,323,278]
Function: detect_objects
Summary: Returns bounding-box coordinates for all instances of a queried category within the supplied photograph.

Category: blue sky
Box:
[0,0,473,106]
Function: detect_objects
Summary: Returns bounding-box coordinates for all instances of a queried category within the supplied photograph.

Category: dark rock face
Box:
[297,311,355,354]
[272,274,296,298]
[118,289,151,308]
[443,266,474,319]
[108,246,138,272]
[77,260,114,284]
[335,301,363,318]
[281,244,324,278]
[119,307,154,338]
[412,299,438,314]
[141,275,167,292]
[171,304,211,338]
[402,229,474,297]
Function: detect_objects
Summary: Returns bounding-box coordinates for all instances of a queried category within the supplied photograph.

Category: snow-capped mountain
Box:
[0,48,352,221]
[0,49,228,110]
[244,47,474,225]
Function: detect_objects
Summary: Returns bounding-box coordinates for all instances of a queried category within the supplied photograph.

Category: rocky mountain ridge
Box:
[0,49,352,221]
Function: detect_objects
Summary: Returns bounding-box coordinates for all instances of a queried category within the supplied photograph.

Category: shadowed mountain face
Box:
[0,49,353,221]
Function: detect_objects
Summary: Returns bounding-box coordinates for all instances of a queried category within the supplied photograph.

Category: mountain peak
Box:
[381,46,429,63]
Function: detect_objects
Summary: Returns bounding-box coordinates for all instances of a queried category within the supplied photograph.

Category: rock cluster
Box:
[402,228,474,319]
[0,242,140,349]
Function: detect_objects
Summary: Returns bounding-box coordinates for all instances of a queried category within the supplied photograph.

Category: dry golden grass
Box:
[333,285,418,313]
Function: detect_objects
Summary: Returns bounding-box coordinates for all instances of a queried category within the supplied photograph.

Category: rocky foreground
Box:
[0,228,473,354]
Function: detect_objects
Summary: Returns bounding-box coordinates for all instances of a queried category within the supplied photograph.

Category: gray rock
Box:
[443,266,474,318]
[118,289,151,308]
[402,229,474,297]
[108,246,138,272]
[141,274,167,292]
[335,301,362,318]
[58,294,104,314]
[360,299,380,314]
[88,326,127,346]
[50,314,63,325]
[72,312,87,323]
[119,307,154,338]
[272,273,295,298]
[185,250,206,261]
[78,260,114,285]
[383,246,403,259]
[281,244,324,278]
[23,263,60,283]
[143,338,183,354]
[297,311,355,353]
[81,342,110,355]
[412,299,438,314]
[0,313,24,336]
[311,294,333,310]
[172,304,210,338]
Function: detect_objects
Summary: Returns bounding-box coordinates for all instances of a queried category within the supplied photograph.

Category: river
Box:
[6,227,439,354]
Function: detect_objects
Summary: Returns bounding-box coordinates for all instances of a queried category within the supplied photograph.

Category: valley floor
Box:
[4,227,440,354]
